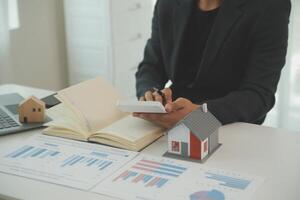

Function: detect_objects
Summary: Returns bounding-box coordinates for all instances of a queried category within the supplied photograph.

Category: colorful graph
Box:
[190,190,225,200]
[5,145,114,171]
[5,145,60,159]
[112,159,187,189]
[61,154,112,170]
[0,135,139,191]
[132,159,187,177]
[205,172,251,190]
[113,170,169,188]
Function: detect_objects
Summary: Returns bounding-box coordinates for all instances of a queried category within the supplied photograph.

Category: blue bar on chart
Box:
[145,177,168,188]
[90,151,108,158]
[31,148,47,157]
[6,146,34,158]
[156,178,168,188]
[39,150,59,158]
[131,159,187,178]
[44,143,58,147]
[61,154,113,170]
[113,170,169,188]
[132,174,153,184]
[113,170,139,181]
[5,145,60,159]
[205,172,251,190]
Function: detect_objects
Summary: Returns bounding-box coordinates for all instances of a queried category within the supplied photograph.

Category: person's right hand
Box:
[139,88,173,105]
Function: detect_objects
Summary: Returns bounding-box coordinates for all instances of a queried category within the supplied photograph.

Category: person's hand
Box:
[139,88,172,105]
[133,98,200,129]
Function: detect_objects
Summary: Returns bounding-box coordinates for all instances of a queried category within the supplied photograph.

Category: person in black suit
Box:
[134,0,291,128]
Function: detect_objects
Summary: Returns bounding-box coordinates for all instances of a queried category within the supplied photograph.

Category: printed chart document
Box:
[0,135,137,190]
[159,166,265,200]
[92,154,264,200]
[92,154,190,199]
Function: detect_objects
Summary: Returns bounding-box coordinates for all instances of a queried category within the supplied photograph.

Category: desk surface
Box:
[0,84,299,200]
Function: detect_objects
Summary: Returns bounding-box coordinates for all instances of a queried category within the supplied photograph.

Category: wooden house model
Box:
[167,108,222,161]
[19,96,45,123]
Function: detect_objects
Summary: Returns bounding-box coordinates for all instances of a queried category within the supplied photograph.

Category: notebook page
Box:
[57,77,127,132]
[96,115,163,142]
[44,103,89,138]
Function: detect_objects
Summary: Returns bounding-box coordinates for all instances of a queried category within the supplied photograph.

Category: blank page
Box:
[97,115,162,142]
[57,77,127,132]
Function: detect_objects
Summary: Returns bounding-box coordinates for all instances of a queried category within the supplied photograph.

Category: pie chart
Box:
[189,189,225,200]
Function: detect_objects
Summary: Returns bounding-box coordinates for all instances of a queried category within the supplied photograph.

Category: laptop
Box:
[0,93,54,136]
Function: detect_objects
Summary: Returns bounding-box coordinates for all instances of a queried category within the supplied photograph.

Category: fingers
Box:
[140,88,172,102]
[175,97,190,105]
[165,97,190,112]
[153,92,163,103]
[133,111,181,129]
[139,96,146,101]
[138,113,156,121]
[161,88,172,103]
[144,91,154,101]
[140,88,173,106]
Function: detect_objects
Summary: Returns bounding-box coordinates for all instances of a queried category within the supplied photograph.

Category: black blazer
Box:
[135,0,291,125]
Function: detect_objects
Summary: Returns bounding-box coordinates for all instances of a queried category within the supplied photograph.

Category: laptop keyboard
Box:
[0,108,20,129]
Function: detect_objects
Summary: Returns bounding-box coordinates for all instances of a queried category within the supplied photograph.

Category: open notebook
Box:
[44,77,164,151]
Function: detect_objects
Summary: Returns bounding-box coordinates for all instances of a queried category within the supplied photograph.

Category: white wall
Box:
[9,0,68,90]
[0,0,13,84]
[264,0,300,132]
[64,0,153,98]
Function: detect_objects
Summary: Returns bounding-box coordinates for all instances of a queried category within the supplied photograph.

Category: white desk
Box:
[0,84,299,200]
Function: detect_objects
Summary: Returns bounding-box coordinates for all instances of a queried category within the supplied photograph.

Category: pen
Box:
[202,103,208,113]
[152,87,167,105]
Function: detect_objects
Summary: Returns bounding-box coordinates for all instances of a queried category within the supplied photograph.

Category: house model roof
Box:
[19,96,45,107]
[180,108,222,141]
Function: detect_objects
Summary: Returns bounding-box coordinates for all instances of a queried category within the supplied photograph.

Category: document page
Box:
[0,134,137,190]
[159,164,265,200]
[92,154,194,199]
[93,154,264,200]
[57,77,126,132]
[97,115,163,142]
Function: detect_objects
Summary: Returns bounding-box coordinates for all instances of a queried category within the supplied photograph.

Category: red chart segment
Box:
[113,170,169,188]
[113,159,187,188]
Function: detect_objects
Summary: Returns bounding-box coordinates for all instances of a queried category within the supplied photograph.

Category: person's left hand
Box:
[133,98,200,129]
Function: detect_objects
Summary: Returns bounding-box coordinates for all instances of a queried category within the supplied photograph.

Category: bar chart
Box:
[159,167,263,200]
[132,159,187,177]
[0,135,137,190]
[205,172,251,190]
[111,158,187,189]
[61,154,112,171]
[92,154,264,200]
[6,145,60,159]
[113,170,169,188]
[93,155,191,200]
